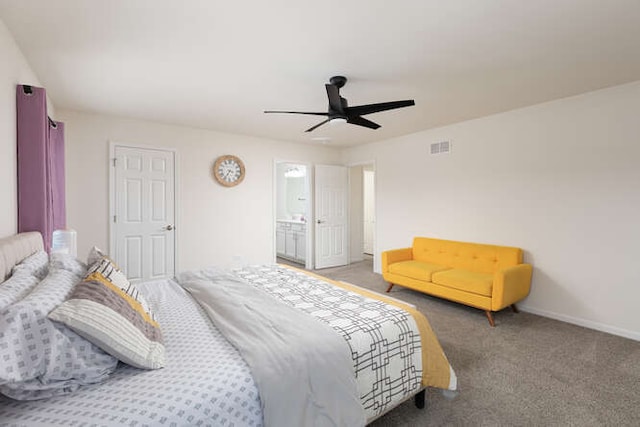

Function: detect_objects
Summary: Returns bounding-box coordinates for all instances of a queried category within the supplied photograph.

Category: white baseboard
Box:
[519,305,640,342]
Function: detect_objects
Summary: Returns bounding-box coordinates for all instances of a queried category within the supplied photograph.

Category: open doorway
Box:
[274,161,312,269]
[363,167,375,255]
[348,162,375,269]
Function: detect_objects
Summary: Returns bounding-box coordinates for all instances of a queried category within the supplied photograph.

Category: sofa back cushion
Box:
[412,237,522,274]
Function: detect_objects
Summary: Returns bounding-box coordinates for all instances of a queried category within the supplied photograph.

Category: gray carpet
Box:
[309,257,640,426]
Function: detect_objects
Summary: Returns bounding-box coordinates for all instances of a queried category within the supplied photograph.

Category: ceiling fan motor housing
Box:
[329,75,347,88]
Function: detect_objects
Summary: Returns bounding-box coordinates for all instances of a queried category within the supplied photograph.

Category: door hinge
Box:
[113,215,117,223]
[112,158,117,167]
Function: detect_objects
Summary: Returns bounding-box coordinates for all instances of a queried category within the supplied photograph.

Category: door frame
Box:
[108,141,180,277]
[273,159,313,270]
[347,159,376,268]
[362,167,375,255]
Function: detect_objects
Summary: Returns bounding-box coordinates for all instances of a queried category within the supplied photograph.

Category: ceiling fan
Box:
[264,76,415,132]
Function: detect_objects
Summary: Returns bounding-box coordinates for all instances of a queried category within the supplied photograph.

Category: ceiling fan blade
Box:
[305,118,331,132]
[264,110,328,116]
[325,84,344,114]
[347,116,381,130]
[346,100,415,116]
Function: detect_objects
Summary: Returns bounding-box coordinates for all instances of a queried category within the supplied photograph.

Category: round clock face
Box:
[213,155,245,187]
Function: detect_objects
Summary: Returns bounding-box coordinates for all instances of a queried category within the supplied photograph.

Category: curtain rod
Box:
[22,85,57,128]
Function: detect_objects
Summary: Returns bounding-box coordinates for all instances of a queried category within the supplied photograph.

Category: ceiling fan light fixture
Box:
[329,117,347,125]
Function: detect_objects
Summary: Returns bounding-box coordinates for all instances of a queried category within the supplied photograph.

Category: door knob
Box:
[316,220,325,224]
[164,225,174,231]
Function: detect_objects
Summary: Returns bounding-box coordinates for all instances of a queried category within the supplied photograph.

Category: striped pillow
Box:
[49,257,165,369]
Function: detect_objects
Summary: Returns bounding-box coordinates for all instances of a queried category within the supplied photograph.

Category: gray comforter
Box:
[179,269,366,427]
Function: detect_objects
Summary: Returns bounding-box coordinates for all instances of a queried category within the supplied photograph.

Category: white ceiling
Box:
[2,0,640,147]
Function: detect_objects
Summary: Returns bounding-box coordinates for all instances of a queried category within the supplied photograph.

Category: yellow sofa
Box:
[382,237,532,326]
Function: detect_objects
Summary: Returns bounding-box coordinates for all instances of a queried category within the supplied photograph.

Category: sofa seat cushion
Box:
[431,269,493,297]
[388,260,450,281]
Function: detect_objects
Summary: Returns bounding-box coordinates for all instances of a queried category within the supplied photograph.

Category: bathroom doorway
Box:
[274,161,312,269]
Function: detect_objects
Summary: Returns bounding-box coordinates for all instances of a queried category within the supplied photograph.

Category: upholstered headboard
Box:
[0,232,44,282]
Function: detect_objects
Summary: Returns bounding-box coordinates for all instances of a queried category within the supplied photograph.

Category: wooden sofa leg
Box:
[386,283,394,293]
[414,389,426,409]
[511,304,519,313]
[485,310,496,327]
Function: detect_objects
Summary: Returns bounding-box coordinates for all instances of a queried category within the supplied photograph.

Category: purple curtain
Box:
[49,121,66,231]
[16,84,66,252]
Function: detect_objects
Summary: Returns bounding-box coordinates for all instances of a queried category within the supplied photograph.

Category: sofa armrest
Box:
[381,248,413,274]
[491,264,533,311]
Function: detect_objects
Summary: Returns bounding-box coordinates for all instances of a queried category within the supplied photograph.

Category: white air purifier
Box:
[52,229,77,257]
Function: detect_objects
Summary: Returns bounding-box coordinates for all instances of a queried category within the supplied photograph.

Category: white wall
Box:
[0,19,47,236]
[343,81,640,341]
[57,109,340,272]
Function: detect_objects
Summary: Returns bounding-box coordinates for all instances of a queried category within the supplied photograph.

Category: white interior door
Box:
[315,164,348,269]
[363,169,375,255]
[112,146,175,282]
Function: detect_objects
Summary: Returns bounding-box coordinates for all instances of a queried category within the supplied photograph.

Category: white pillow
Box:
[0,268,118,400]
[0,270,40,310]
[11,250,49,280]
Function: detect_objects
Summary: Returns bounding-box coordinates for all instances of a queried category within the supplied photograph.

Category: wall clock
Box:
[213,155,245,187]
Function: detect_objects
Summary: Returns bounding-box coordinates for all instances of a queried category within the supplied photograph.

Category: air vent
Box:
[430,141,451,155]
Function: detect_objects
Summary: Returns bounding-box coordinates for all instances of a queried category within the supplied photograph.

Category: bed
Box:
[0,232,456,426]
